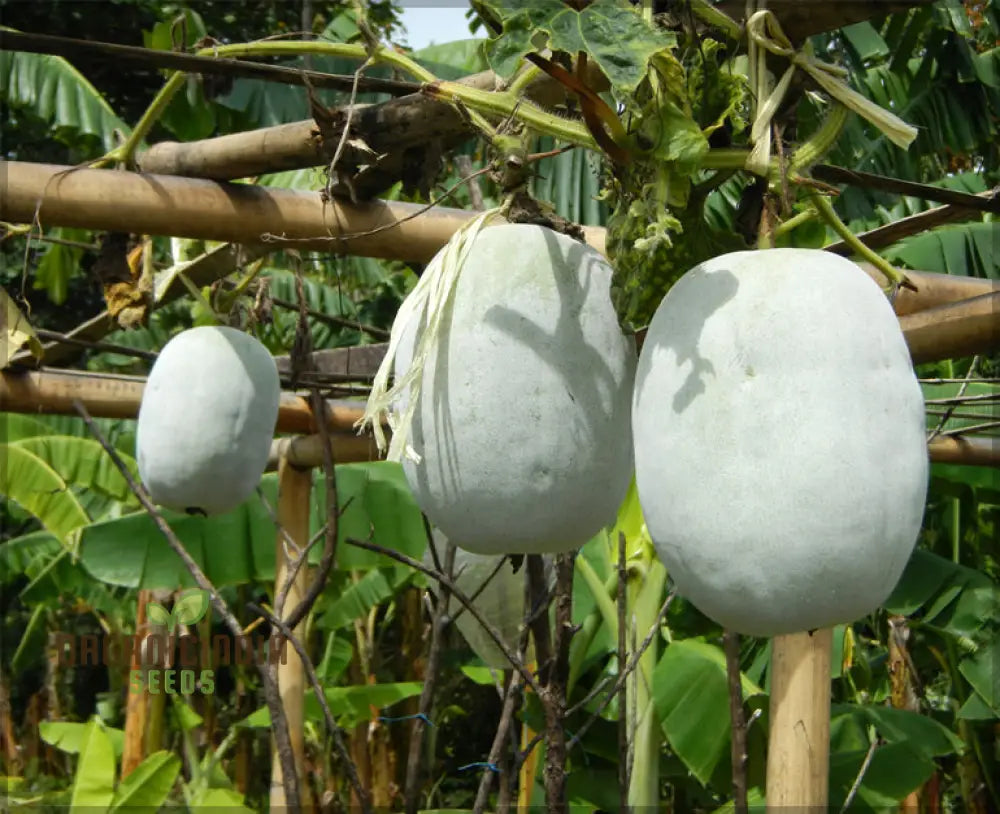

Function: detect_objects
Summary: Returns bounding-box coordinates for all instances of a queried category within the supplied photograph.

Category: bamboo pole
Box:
[7,160,995,316]
[270,454,313,812]
[135,63,602,185]
[0,161,490,265]
[2,367,998,468]
[899,292,1000,364]
[765,628,833,813]
[120,589,152,778]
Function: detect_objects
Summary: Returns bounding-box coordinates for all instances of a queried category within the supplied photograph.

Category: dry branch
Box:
[812,166,1000,214]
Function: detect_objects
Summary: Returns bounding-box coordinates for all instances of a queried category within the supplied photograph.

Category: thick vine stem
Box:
[788,103,850,174]
[810,191,916,291]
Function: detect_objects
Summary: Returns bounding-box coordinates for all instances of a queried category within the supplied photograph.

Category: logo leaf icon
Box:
[146,601,172,630]
[173,589,210,627]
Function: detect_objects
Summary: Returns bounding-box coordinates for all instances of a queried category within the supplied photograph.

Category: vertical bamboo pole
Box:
[766,628,833,812]
[121,590,152,778]
[270,455,313,812]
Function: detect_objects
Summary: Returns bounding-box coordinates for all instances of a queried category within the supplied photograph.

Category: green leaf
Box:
[173,588,210,626]
[189,786,253,811]
[652,639,763,785]
[12,435,140,505]
[0,35,131,150]
[831,703,964,759]
[68,719,116,811]
[841,22,890,62]
[172,696,205,733]
[317,566,413,630]
[829,742,937,810]
[412,39,490,78]
[958,639,1000,718]
[241,682,425,730]
[480,0,674,93]
[32,228,90,305]
[10,603,48,674]
[0,443,90,543]
[109,751,181,811]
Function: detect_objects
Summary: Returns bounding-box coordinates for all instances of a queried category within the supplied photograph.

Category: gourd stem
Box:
[809,191,910,288]
[772,207,818,239]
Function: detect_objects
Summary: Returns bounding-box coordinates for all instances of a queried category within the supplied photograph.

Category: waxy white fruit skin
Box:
[633,249,928,637]
[136,326,281,516]
[396,224,636,555]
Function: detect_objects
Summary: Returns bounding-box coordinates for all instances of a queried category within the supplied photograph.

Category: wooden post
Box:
[269,454,313,812]
[766,628,833,813]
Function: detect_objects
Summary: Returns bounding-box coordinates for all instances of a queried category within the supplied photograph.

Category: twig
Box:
[474,575,532,814]
[840,737,879,813]
[565,591,676,751]
[565,590,676,719]
[723,629,749,814]
[344,537,542,695]
[247,603,371,814]
[617,532,630,814]
[540,553,576,814]
[280,391,342,633]
[942,419,1000,437]
[403,538,456,814]
[32,329,159,362]
[527,556,555,686]
[928,357,980,443]
[72,399,302,811]
[455,154,486,212]
[269,297,390,340]
[446,554,509,628]
[260,166,492,246]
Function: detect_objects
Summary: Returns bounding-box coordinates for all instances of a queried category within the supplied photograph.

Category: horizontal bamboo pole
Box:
[136,62,608,184]
[2,367,996,469]
[899,292,1000,364]
[0,368,380,462]
[0,161,488,265]
[2,161,994,313]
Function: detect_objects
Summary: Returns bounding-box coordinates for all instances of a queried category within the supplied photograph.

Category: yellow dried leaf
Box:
[0,288,43,367]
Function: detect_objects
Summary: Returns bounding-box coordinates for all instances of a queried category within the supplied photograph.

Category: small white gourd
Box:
[422,530,548,668]
[633,249,928,636]
[395,223,636,555]
[136,325,281,516]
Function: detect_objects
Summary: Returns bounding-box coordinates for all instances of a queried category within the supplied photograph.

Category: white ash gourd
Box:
[633,249,928,637]
[136,325,281,516]
[391,223,637,555]
[422,530,549,668]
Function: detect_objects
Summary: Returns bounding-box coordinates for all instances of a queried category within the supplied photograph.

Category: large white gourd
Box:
[633,249,928,637]
[395,223,636,555]
[136,326,281,516]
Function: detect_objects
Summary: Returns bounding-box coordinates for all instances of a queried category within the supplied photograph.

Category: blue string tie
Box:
[458,762,500,774]
[377,713,434,727]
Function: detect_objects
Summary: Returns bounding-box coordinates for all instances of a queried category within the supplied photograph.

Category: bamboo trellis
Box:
[0,1,994,806]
